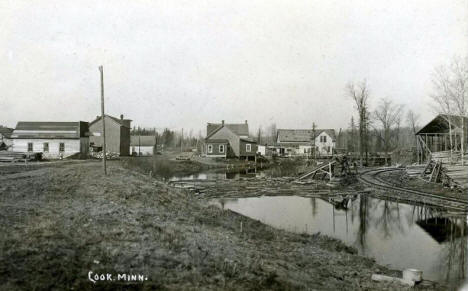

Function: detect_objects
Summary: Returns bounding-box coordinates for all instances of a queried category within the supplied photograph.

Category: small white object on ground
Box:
[403,268,422,282]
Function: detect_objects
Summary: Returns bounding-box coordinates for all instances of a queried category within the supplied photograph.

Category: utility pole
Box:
[181,128,183,152]
[154,127,157,156]
[312,122,317,160]
[99,65,107,175]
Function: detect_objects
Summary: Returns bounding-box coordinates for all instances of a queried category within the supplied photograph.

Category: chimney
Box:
[221,120,224,126]
[120,114,124,120]
[245,120,248,124]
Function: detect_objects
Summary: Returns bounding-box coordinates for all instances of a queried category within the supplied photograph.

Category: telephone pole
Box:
[181,128,183,152]
[99,66,107,175]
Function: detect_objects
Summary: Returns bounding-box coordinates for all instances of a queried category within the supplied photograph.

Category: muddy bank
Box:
[0,161,440,290]
[377,168,467,201]
[120,156,212,179]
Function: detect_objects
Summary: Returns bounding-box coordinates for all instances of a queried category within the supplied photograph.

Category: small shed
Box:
[416,114,467,163]
[130,136,157,156]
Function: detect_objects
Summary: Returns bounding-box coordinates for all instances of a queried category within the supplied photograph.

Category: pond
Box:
[169,167,266,181]
[211,195,467,288]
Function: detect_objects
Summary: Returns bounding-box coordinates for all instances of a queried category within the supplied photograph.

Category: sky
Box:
[1,0,467,135]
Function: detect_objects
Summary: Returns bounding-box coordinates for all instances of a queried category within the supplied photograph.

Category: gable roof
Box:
[11,121,87,139]
[277,129,336,143]
[0,126,13,138]
[89,114,132,128]
[206,122,249,139]
[417,114,468,135]
[130,135,157,146]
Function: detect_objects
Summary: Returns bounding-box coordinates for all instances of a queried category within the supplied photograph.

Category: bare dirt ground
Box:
[0,160,440,290]
[378,169,467,201]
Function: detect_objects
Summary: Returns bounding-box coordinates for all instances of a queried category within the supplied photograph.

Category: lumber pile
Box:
[406,156,468,189]
[0,151,42,162]
[431,151,468,165]
[89,151,119,160]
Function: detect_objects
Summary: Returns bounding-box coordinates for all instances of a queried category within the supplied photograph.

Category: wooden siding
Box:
[89,117,122,155]
[120,126,130,156]
[239,140,257,157]
[316,131,335,155]
[12,138,84,159]
[208,127,241,156]
[206,142,228,157]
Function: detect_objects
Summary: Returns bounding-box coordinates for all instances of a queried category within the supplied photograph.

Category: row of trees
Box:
[130,127,201,149]
[430,56,467,164]
[345,56,467,165]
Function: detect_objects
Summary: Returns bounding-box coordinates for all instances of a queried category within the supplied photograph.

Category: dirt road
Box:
[0,161,438,290]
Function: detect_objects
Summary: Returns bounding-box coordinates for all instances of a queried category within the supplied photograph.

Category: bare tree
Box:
[348,116,357,152]
[346,80,370,166]
[406,110,420,141]
[268,123,277,145]
[430,56,468,164]
[257,126,262,144]
[372,98,404,165]
[407,109,420,162]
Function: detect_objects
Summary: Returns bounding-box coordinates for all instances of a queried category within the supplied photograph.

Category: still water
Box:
[211,195,467,287]
[169,168,264,181]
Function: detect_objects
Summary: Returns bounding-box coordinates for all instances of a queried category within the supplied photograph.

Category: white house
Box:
[276,129,336,156]
[10,121,89,159]
[130,135,156,156]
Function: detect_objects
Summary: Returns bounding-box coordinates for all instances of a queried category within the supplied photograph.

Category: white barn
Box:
[130,135,157,156]
[10,121,89,159]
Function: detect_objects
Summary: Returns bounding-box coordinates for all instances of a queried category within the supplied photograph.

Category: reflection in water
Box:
[211,195,467,287]
[170,167,263,181]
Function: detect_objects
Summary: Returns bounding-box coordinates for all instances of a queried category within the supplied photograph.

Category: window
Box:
[43,143,49,152]
[59,143,65,152]
[207,144,213,153]
[219,145,225,153]
[246,144,251,152]
[320,136,327,143]
[27,142,33,152]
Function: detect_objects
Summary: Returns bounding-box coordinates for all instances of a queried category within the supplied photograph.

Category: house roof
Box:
[206,122,249,138]
[130,136,157,146]
[89,114,132,128]
[0,126,13,138]
[277,129,336,143]
[11,121,87,139]
[416,114,468,135]
[240,137,257,143]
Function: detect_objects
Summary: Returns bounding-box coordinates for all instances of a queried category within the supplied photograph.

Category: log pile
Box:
[168,176,362,198]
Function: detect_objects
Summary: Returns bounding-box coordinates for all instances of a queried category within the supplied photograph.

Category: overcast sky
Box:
[1,0,467,134]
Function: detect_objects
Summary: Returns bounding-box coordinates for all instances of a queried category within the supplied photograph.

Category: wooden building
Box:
[130,135,157,156]
[416,114,468,163]
[205,120,257,160]
[276,129,336,157]
[10,121,89,159]
[89,114,131,156]
[0,126,13,150]
[415,114,468,189]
